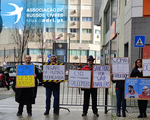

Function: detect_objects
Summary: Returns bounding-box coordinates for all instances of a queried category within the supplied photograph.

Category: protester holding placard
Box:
[111,76,126,117]
[130,58,148,118]
[15,55,39,116]
[44,55,60,115]
[81,55,99,117]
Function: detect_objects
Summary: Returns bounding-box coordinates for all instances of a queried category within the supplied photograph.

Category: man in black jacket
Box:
[44,55,60,115]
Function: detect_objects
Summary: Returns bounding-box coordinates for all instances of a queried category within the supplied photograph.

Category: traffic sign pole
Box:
[134,36,145,59]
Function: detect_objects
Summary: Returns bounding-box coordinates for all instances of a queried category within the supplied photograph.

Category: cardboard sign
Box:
[16,65,35,88]
[68,70,91,88]
[43,65,65,81]
[93,65,110,88]
[143,59,150,77]
[112,57,130,80]
[125,78,150,100]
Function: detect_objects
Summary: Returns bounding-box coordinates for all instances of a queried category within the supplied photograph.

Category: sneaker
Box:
[82,113,87,116]
[94,113,99,117]
[28,113,32,116]
[16,112,22,116]
[44,110,49,115]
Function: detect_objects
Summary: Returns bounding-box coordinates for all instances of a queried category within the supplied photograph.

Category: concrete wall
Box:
[130,17,150,70]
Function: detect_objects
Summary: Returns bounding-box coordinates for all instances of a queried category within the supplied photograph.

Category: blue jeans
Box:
[45,87,59,112]
[115,89,126,111]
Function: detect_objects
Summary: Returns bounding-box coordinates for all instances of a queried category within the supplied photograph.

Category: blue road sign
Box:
[134,36,145,47]
[48,54,51,58]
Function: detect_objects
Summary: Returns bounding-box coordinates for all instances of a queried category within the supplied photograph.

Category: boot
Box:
[116,111,121,117]
[122,111,126,117]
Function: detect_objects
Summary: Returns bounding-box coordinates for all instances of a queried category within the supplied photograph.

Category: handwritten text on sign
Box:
[143,59,150,77]
[43,65,65,80]
[16,65,35,88]
[112,57,129,80]
[68,70,91,88]
[93,65,110,88]
[17,76,35,87]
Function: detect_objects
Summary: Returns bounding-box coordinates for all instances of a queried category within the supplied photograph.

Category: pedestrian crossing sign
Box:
[134,36,145,47]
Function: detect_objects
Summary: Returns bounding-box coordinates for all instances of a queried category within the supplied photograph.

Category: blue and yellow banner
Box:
[16,65,35,88]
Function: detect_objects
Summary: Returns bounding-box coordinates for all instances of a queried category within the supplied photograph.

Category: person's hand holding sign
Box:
[34,74,37,78]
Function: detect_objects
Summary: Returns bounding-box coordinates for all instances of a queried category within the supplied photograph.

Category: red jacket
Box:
[82,65,93,88]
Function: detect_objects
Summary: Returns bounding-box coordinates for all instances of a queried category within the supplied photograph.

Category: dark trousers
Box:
[18,103,32,114]
[138,100,148,115]
[115,89,126,111]
[83,88,98,114]
[45,87,59,113]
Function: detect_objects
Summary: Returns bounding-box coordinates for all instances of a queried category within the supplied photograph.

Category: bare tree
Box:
[10,25,31,65]
[36,28,55,64]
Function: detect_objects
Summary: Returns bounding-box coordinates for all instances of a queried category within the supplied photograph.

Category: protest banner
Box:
[93,65,110,88]
[16,65,35,88]
[68,70,91,88]
[125,78,150,100]
[111,57,130,80]
[143,59,150,77]
[43,64,65,82]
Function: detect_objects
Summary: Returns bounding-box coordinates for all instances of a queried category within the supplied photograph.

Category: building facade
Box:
[99,0,150,70]
[0,0,101,65]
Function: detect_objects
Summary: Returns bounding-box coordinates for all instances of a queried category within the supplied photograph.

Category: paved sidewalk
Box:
[0,86,111,120]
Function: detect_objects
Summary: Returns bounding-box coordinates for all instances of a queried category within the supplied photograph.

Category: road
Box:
[0,84,111,120]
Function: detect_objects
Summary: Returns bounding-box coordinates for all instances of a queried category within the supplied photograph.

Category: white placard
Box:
[143,59,150,77]
[43,65,65,80]
[68,70,91,88]
[93,65,110,88]
[112,57,130,80]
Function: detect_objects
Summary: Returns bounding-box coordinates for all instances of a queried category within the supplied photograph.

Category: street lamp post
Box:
[79,47,81,63]
[67,33,72,63]
[4,47,5,62]
[69,35,70,63]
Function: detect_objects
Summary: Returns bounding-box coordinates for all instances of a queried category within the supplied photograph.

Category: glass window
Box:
[70,29,79,33]
[72,50,77,55]
[88,17,92,21]
[89,50,95,56]
[70,17,73,21]
[46,28,49,32]
[81,50,87,56]
[106,5,111,33]
[77,17,80,21]
[57,28,63,32]
[95,30,100,34]
[82,17,86,21]
[74,17,77,21]
[88,29,92,33]
[111,0,118,24]
[82,29,86,33]
[82,17,92,21]
[125,0,130,5]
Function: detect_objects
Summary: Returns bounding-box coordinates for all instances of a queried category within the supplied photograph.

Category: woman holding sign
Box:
[130,58,148,118]
[15,55,39,116]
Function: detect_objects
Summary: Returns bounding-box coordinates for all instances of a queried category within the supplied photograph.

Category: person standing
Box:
[15,55,39,116]
[44,55,60,115]
[71,63,77,69]
[77,63,82,70]
[130,58,148,118]
[111,77,126,117]
[81,55,99,117]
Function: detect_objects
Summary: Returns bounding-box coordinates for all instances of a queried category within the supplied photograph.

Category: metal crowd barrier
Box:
[59,81,143,113]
